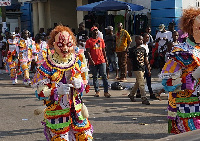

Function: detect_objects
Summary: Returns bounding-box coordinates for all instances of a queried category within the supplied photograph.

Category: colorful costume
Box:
[160,38,200,134]
[35,41,48,66]
[7,38,19,82]
[32,26,92,140]
[18,38,36,84]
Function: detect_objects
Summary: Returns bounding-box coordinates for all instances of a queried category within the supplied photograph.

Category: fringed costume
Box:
[18,37,36,84]
[36,41,48,66]
[160,38,200,134]
[7,38,19,82]
[32,25,93,141]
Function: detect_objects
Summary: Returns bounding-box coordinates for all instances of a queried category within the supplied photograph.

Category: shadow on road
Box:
[0,128,43,138]
[93,132,169,141]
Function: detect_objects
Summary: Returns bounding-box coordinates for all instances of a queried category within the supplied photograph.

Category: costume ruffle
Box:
[161,39,200,134]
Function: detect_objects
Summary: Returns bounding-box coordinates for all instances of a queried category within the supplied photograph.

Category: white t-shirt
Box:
[97,30,103,39]
[156,31,171,52]
[166,31,173,42]
[141,44,149,55]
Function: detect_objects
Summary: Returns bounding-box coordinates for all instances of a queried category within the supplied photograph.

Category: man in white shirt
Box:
[156,24,171,71]
[156,24,171,53]
[140,33,157,99]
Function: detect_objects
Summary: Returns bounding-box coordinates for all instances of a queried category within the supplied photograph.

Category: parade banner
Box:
[0,0,11,6]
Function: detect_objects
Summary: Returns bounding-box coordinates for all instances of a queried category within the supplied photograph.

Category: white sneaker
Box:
[12,80,16,85]
[15,79,18,84]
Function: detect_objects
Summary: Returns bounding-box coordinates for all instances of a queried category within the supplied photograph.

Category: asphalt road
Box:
[0,69,172,141]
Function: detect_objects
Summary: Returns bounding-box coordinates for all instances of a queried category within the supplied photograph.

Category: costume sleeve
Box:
[77,50,89,85]
[31,62,52,100]
[159,59,182,92]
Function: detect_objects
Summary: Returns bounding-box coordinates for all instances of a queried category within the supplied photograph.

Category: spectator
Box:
[85,26,111,98]
[116,22,132,82]
[155,24,171,71]
[137,33,157,99]
[127,35,151,105]
[77,22,89,52]
[104,25,118,79]
[45,28,53,41]
[93,23,103,39]
[14,27,21,40]
[166,22,175,42]
[145,26,154,44]
[145,26,154,61]
[0,35,6,73]
[35,28,46,42]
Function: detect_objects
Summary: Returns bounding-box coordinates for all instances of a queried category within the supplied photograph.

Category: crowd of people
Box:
[2,7,200,140]
[0,27,49,85]
[0,20,188,99]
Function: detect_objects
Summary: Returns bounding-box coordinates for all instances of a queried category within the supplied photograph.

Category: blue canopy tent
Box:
[76,0,144,11]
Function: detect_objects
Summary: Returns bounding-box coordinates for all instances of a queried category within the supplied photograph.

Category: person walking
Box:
[6,32,19,84]
[31,25,93,140]
[155,24,171,71]
[86,26,111,98]
[127,35,151,105]
[18,30,36,85]
[116,22,132,82]
[104,26,118,79]
[137,33,157,99]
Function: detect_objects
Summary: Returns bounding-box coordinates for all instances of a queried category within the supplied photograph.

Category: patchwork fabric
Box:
[177,103,200,113]
[164,39,200,134]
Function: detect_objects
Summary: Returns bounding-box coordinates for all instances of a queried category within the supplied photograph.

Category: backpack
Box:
[111,82,123,90]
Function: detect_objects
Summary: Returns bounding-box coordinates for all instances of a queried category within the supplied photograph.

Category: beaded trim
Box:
[45,119,71,129]
[46,52,78,70]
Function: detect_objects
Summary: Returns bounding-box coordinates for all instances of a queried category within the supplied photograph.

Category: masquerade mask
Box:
[55,32,74,48]
[56,42,73,48]
[54,31,75,57]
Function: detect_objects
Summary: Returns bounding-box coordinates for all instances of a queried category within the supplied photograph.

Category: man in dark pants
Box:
[116,23,132,82]
[137,33,157,99]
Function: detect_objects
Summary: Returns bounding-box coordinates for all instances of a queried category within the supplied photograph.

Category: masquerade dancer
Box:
[160,8,200,134]
[32,25,93,140]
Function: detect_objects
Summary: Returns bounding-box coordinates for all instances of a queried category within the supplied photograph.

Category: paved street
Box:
[0,69,171,141]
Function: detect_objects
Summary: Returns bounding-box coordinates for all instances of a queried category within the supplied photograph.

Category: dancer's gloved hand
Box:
[72,77,82,89]
[57,83,73,95]
[81,67,89,73]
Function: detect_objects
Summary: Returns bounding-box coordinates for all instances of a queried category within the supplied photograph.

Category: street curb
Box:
[155,129,200,141]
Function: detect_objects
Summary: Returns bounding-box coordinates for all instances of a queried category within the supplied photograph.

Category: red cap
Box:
[91,26,98,31]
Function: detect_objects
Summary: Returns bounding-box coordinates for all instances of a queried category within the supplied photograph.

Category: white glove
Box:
[192,66,200,80]
[81,67,89,73]
[72,77,82,89]
[43,86,51,97]
[57,83,73,95]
